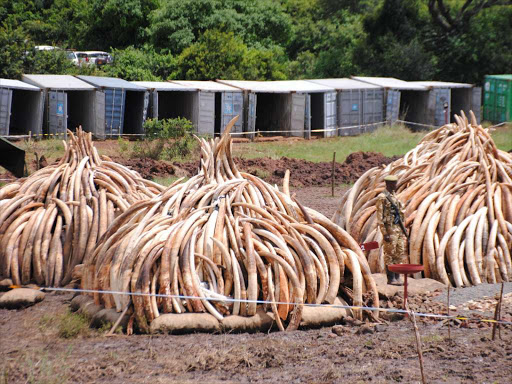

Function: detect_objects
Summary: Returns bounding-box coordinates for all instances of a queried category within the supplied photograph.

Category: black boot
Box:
[387,270,394,285]
[394,273,403,286]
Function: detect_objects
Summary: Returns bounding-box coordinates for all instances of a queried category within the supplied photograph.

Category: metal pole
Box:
[331,152,336,197]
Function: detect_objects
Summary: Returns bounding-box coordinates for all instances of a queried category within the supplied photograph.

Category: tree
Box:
[428,0,512,32]
[173,30,288,80]
[0,21,28,78]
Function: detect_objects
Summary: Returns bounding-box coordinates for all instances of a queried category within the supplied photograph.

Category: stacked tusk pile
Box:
[82,117,378,332]
[333,111,512,287]
[0,128,164,287]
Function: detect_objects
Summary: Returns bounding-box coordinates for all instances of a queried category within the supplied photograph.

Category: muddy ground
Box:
[1,287,511,384]
[2,147,512,383]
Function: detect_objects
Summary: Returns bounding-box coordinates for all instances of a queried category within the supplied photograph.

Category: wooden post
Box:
[447,285,451,342]
[407,303,427,384]
[492,282,504,341]
[331,152,336,197]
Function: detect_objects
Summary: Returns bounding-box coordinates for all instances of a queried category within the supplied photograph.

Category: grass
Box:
[39,310,93,339]
[152,175,189,186]
[232,124,426,163]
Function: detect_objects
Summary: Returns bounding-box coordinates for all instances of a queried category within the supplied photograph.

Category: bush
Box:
[133,117,195,160]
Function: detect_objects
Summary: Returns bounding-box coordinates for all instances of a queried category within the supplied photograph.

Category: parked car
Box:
[78,51,113,66]
[66,51,80,66]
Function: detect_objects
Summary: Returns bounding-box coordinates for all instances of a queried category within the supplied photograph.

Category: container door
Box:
[362,89,384,132]
[324,91,337,137]
[291,93,305,137]
[151,91,158,119]
[34,91,45,136]
[105,88,124,137]
[471,87,482,124]
[247,92,257,136]
[304,93,311,139]
[0,88,12,136]
[48,90,67,137]
[434,88,450,126]
[385,90,400,124]
[221,92,243,133]
[338,89,362,136]
[198,91,215,135]
[94,90,106,139]
[142,91,149,123]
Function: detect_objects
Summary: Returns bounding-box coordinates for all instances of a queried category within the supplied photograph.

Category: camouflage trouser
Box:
[382,229,407,266]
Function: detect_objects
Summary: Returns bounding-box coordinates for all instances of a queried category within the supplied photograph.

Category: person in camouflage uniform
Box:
[376,175,408,285]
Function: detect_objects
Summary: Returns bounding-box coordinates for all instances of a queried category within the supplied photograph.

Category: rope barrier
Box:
[37,286,512,326]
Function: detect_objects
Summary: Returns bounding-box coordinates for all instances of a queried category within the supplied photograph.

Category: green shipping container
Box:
[484,74,512,123]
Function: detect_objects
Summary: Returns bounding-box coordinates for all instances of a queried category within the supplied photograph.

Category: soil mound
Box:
[114,152,398,187]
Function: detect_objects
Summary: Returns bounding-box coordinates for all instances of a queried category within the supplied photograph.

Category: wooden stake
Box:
[105,304,130,337]
[447,285,451,342]
[331,152,336,197]
[492,282,504,341]
[407,303,427,384]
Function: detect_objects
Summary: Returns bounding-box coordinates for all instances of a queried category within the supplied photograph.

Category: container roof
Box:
[0,79,41,91]
[22,74,95,90]
[352,76,427,91]
[171,80,241,92]
[132,81,197,91]
[409,81,473,89]
[267,80,335,93]
[307,78,381,90]
[77,76,146,91]
[216,80,291,93]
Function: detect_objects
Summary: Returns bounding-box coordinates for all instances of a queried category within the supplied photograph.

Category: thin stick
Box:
[331,152,336,197]
[407,303,427,384]
[447,285,451,342]
[492,282,504,341]
[105,304,130,336]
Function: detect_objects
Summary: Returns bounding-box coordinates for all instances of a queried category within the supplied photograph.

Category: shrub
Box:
[133,117,195,160]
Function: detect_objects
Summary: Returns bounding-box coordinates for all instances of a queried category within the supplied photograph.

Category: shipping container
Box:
[484,75,512,123]
[217,80,336,138]
[308,78,384,136]
[78,76,149,138]
[352,77,428,128]
[0,79,44,137]
[410,81,480,126]
[22,75,96,138]
[170,81,243,136]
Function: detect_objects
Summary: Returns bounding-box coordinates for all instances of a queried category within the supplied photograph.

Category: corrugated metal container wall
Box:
[197,91,215,135]
[290,93,305,137]
[471,87,482,123]
[362,88,384,131]
[338,89,362,136]
[104,88,125,136]
[48,90,67,136]
[433,88,451,126]
[324,91,337,137]
[247,92,257,134]
[385,90,400,123]
[221,92,243,133]
[483,76,496,122]
[0,88,12,136]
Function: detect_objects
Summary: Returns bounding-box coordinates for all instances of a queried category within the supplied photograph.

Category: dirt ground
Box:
[2,146,512,383]
[1,288,511,384]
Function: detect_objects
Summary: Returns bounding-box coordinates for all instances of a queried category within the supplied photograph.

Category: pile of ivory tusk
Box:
[333,111,512,287]
[0,128,164,287]
[82,117,378,333]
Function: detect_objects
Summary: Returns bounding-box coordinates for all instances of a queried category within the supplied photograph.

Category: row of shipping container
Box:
[0,75,486,139]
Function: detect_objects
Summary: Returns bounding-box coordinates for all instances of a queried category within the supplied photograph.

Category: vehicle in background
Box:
[77,51,113,66]
[66,51,80,66]
[34,45,61,51]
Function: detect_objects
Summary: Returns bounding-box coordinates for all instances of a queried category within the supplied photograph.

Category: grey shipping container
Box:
[410,81,480,126]
[132,81,197,130]
[21,75,97,138]
[78,76,149,138]
[353,77,428,127]
[0,79,44,137]
[171,81,243,136]
[308,78,384,136]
